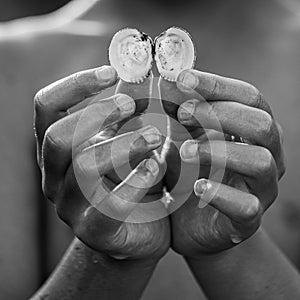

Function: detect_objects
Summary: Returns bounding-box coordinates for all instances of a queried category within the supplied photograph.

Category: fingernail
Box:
[114,94,136,115]
[194,179,210,209]
[95,66,116,81]
[194,179,208,197]
[144,158,159,176]
[178,101,195,122]
[180,140,198,160]
[139,126,161,145]
[179,71,198,90]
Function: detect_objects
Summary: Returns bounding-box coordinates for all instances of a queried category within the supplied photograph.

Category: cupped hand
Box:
[34,66,170,261]
[159,69,285,257]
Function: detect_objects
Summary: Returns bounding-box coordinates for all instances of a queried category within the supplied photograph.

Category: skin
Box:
[1,0,300,298]
[31,66,170,299]
[186,229,300,299]
[31,62,300,299]
[158,70,300,298]
[33,66,170,260]
[32,238,161,300]
[159,69,285,256]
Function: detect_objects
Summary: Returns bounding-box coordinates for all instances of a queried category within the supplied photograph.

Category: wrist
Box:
[182,228,265,262]
[75,237,161,269]
[31,237,161,300]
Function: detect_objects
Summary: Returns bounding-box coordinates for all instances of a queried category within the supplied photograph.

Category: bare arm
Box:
[31,238,158,300]
[160,69,297,298]
[186,229,300,300]
[31,66,170,299]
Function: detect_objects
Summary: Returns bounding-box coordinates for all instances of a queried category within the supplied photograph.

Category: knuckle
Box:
[206,101,215,119]
[256,148,276,177]
[249,84,262,105]
[73,71,96,95]
[74,148,104,179]
[34,89,47,113]
[109,225,128,249]
[73,71,85,90]
[251,86,273,115]
[258,112,274,141]
[250,84,261,99]
[210,74,220,97]
[43,123,67,152]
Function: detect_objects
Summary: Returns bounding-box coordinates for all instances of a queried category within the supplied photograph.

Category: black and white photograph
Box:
[0,0,300,299]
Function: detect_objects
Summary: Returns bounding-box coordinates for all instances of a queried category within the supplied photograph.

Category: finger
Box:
[35,65,117,113]
[44,93,135,152]
[176,69,272,115]
[55,125,161,224]
[158,76,204,141]
[57,152,161,230]
[76,125,119,153]
[116,74,152,114]
[74,126,162,180]
[97,158,160,221]
[113,75,154,139]
[42,94,135,201]
[177,100,283,167]
[158,77,191,119]
[34,66,118,153]
[194,178,262,241]
[180,140,278,207]
[73,158,160,251]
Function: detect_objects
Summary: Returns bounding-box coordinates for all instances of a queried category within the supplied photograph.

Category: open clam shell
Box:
[154,27,196,82]
[109,28,153,83]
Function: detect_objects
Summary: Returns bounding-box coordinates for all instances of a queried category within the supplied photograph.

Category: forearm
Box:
[31,238,158,300]
[186,228,300,300]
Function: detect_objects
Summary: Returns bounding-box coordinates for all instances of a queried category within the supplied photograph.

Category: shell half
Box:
[154,27,196,82]
[109,28,153,83]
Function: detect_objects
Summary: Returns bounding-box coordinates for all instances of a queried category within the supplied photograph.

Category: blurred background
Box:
[1,0,300,299]
[0,0,70,21]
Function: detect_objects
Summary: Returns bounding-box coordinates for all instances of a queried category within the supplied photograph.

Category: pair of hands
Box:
[33,65,285,262]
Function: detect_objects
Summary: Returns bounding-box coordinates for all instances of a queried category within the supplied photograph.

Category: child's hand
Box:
[159,69,285,257]
[34,66,170,261]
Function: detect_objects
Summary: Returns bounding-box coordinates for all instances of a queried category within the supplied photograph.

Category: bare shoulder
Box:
[0,13,111,89]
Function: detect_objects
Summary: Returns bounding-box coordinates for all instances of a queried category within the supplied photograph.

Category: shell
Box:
[109,28,153,83]
[154,27,196,82]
